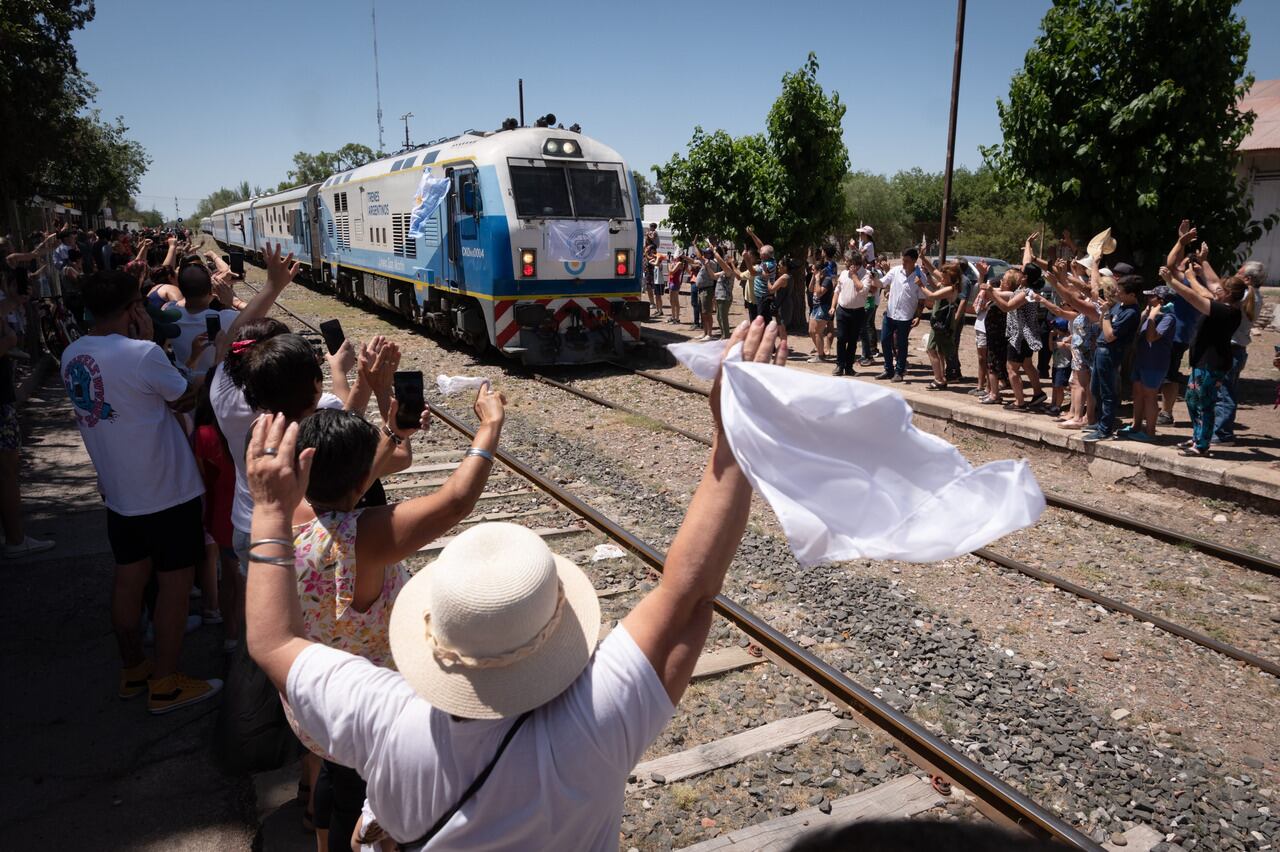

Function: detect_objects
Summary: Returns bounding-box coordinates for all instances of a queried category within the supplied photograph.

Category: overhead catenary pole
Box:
[937,0,967,263]
[400,112,413,149]
[518,78,525,127]
[371,0,385,153]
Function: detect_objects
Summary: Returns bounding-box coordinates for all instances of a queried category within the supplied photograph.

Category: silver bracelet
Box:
[465,447,494,462]
[249,538,293,549]
[248,551,294,566]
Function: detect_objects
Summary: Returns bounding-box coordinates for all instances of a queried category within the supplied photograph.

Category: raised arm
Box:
[1161,266,1211,315]
[745,225,765,254]
[324,339,356,405]
[623,317,786,705]
[1167,220,1195,269]
[245,414,318,691]
[353,385,505,572]
[710,245,742,280]
[162,236,178,269]
[218,243,300,363]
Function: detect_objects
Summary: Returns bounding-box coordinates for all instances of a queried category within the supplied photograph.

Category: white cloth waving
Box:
[670,339,1044,566]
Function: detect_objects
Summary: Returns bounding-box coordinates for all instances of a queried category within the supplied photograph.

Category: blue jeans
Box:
[689,285,701,325]
[1090,346,1120,434]
[861,303,879,358]
[880,317,912,375]
[1212,345,1247,441]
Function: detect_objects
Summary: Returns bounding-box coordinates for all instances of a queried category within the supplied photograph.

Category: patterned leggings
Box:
[1185,366,1227,451]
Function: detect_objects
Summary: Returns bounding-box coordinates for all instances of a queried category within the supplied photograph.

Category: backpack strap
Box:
[398,710,533,851]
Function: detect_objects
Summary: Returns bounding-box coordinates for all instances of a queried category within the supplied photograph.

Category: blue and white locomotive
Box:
[205,124,649,364]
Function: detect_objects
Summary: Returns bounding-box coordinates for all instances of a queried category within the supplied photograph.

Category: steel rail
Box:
[615,362,1280,578]
[426,401,1100,851]
[542,369,1280,679]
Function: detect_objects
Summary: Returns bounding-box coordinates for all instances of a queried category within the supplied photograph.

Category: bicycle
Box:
[37,296,83,358]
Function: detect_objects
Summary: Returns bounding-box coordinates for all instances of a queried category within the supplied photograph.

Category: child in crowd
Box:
[1049,317,1072,417]
[192,382,242,650]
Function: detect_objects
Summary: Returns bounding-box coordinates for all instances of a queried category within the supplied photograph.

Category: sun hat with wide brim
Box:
[1087,227,1117,259]
[389,522,601,720]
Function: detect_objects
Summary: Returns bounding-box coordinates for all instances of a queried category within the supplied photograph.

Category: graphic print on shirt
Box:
[63,353,115,426]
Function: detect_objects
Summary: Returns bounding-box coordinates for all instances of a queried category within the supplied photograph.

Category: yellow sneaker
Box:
[147,673,224,715]
[118,659,153,699]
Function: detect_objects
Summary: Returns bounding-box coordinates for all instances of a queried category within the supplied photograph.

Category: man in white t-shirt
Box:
[876,247,928,382]
[242,317,788,850]
[60,269,223,715]
[832,253,872,376]
[167,264,240,378]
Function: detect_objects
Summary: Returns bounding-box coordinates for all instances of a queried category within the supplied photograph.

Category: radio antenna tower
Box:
[371,0,385,153]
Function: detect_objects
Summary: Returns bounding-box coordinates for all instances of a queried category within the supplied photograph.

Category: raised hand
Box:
[263,242,300,290]
[246,413,314,516]
[710,317,787,433]
[473,382,506,427]
[1177,219,1191,239]
[1178,225,1198,247]
[1025,231,1040,246]
[326,338,356,376]
[212,276,237,306]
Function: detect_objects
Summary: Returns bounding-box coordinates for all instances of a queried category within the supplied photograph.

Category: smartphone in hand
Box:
[229,250,245,276]
[205,314,221,339]
[392,371,425,431]
[318,319,345,356]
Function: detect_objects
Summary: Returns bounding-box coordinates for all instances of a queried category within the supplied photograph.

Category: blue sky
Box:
[72,0,1280,220]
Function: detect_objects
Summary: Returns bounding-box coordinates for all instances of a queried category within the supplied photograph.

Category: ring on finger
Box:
[262,447,278,457]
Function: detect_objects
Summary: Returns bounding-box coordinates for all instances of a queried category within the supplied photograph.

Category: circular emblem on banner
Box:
[569,230,594,259]
[562,260,587,275]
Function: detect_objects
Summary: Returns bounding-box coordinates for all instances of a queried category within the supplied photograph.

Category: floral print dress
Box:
[282,509,411,758]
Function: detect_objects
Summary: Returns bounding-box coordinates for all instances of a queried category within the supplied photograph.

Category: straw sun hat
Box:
[389,522,602,720]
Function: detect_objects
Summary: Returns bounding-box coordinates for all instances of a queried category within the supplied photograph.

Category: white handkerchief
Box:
[436,375,489,396]
[668,340,1044,565]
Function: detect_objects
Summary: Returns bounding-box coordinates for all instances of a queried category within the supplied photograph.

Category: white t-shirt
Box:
[211,364,343,534]
[286,626,674,850]
[860,240,876,266]
[834,270,871,310]
[60,334,204,516]
[167,305,239,378]
[881,265,927,321]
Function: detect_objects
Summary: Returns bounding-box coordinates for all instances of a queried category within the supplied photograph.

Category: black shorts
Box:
[106,496,204,571]
[1165,342,1189,384]
[1006,337,1035,363]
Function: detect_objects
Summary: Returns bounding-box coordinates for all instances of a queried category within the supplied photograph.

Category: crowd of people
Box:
[644,220,1270,459]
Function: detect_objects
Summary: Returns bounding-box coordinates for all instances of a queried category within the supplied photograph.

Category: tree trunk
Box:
[782,257,808,334]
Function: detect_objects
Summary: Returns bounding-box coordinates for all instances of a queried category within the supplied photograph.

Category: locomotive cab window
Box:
[567,169,625,219]
[510,165,572,218]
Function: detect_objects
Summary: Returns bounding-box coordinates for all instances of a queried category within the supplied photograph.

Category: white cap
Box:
[856,225,875,236]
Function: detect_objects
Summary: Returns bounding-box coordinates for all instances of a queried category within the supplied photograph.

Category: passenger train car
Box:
[208,125,648,364]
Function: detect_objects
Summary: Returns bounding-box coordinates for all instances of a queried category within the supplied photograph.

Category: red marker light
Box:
[523,263,535,276]
[616,262,627,275]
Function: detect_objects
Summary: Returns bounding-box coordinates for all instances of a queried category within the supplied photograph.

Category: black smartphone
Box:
[228,250,245,276]
[392,371,425,431]
[319,319,345,355]
[205,314,221,339]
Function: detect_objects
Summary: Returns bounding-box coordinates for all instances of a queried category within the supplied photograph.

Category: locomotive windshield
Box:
[509,164,626,219]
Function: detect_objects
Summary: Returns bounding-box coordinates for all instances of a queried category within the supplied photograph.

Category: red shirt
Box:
[193,424,235,548]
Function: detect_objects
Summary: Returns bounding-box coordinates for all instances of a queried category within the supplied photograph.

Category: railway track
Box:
[231,277,1102,849]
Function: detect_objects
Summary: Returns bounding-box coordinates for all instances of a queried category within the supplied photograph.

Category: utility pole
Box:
[371,0,385,153]
[518,79,525,127]
[937,0,967,264]
[400,112,413,150]
[174,196,180,224]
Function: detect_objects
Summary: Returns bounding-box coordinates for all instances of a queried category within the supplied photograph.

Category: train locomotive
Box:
[203,123,649,364]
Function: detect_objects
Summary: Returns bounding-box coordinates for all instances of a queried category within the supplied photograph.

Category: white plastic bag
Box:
[591,543,628,562]
[436,375,489,396]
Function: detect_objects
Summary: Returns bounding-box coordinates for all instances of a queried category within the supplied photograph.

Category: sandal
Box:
[926,381,948,390]
[980,395,1003,405]
[1177,439,1195,450]
[1004,402,1030,412]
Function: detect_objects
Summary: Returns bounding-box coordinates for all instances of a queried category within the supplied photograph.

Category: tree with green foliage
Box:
[984,0,1268,270]
[280,143,378,189]
[631,170,663,206]
[841,172,910,253]
[52,110,151,215]
[657,54,847,328]
[189,184,253,223]
[0,0,97,229]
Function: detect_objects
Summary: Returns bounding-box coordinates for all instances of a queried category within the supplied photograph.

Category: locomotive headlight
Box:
[614,249,631,277]
[520,249,537,278]
[542,138,584,158]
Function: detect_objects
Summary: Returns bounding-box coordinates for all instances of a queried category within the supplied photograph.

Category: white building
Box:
[1239,79,1279,284]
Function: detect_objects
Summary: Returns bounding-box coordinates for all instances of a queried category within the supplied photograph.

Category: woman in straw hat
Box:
[244,317,788,851]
